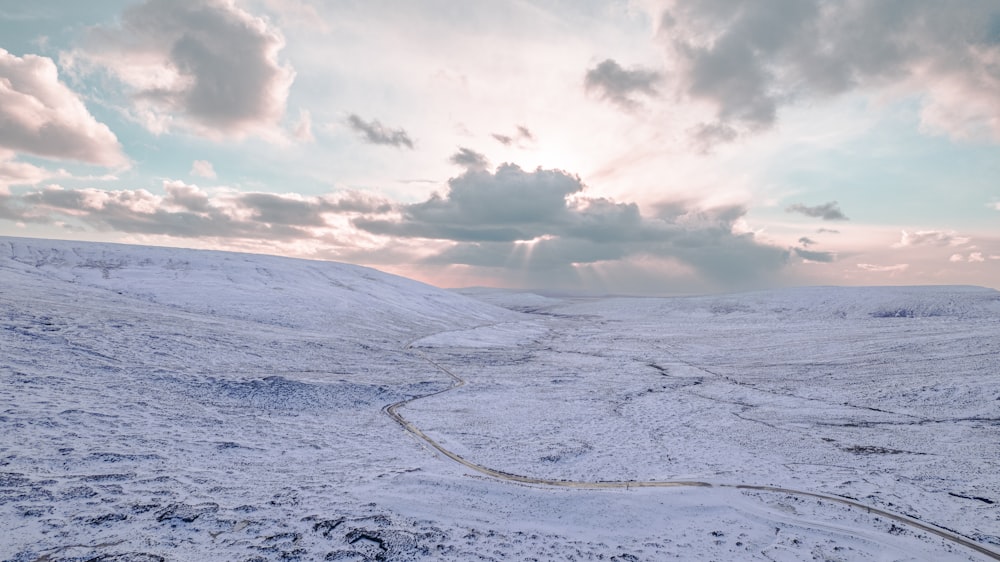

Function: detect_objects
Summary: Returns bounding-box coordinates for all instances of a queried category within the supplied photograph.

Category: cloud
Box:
[817,228,840,234]
[689,121,739,152]
[291,109,314,142]
[659,1,1000,143]
[786,201,849,221]
[353,163,789,288]
[491,125,535,146]
[0,49,125,166]
[190,160,216,179]
[950,251,988,263]
[237,192,334,227]
[450,148,489,170]
[356,164,581,242]
[894,230,971,248]
[0,153,59,190]
[857,263,909,273]
[798,236,816,246]
[584,59,661,110]
[346,114,414,149]
[3,160,796,292]
[73,0,294,139]
[257,0,331,33]
[3,181,392,240]
[794,247,836,263]
[164,180,211,213]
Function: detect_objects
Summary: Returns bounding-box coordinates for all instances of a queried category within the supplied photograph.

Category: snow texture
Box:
[1,236,998,561]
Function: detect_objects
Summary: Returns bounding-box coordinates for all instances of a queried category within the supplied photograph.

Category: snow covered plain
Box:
[1,237,998,561]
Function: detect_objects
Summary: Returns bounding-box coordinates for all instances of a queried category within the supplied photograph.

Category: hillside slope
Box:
[0,236,513,342]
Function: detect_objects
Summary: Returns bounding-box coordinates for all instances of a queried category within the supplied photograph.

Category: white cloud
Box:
[256,0,331,33]
[0,49,126,166]
[73,0,295,140]
[894,230,972,248]
[0,151,60,191]
[857,263,909,273]
[292,109,314,142]
[4,181,392,241]
[949,252,988,263]
[190,160,217,179]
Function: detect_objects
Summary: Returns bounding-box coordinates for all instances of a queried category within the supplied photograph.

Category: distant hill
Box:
[554,284,1000,321]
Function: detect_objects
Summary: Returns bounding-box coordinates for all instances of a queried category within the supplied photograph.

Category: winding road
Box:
[384,322,1000,561]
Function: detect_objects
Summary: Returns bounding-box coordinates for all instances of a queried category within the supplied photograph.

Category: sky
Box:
[0,0,998,295]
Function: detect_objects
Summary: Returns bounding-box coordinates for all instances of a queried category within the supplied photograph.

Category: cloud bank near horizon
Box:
[1,160,796,292]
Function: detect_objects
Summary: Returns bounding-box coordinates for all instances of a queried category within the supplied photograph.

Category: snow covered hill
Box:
[0,236,513,342]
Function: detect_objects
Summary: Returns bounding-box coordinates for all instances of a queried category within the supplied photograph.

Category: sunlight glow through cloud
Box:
[0,0,998,293]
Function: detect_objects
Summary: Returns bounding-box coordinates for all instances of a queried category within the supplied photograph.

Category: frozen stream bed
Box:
[1,237,998,561]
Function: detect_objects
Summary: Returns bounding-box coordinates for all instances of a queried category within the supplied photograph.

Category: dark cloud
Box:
[353,163,789,287]
[798,236,816,246]
[584,59,661,110]
[492,125,534,146]
[235,190,393,223]
[675,232,790,281]
[238,193,330,227]
[689,121,740,152]
[0,50,126,166]
[78,0,294,138]
[22,187,90,209]
[346,114,414,149]
[786,201,849,221]
[661,1,1000,145]
[794,247,836,262]
[450,147,489,170]
[0,191,22,222]
[671,0,816,127]
[408,165,580,228]
[356,164,581,242]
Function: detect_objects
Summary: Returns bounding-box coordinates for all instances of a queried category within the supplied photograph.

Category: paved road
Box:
[385,330,1000,561]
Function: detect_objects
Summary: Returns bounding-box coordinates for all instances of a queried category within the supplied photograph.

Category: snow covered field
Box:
[1,237,998,561]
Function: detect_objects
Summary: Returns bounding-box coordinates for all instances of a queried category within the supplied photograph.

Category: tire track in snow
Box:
[384,324,1000,561]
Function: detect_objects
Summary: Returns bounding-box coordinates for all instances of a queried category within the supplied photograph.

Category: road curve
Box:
[384,335,1000,561]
